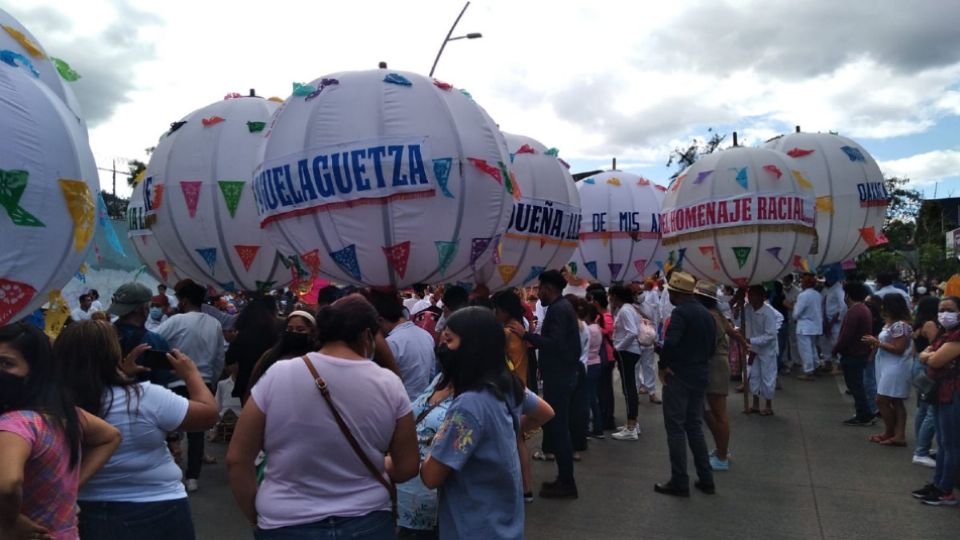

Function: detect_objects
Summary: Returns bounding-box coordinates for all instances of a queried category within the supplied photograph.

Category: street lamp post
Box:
[428,1,482,78]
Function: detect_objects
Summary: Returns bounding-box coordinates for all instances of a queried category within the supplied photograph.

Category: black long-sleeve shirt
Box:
[659,299,716,390]
[523,297,581,382]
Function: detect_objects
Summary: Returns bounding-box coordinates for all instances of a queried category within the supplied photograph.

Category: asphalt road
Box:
[188,372,960,539]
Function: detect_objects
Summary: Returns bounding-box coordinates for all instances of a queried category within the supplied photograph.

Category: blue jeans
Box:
[914,360,937,457]
[78,498,195,540]
[586,364,602,435]
[255,512,395,540]
[933,391,960,494]
[863,359,879,414]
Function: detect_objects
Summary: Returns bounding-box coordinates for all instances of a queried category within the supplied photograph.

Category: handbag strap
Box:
[300,356,397,520]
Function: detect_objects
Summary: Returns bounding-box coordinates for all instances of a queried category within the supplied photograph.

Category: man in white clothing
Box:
[745,286,779,414]
[875,272,912,307]
[792,273,823,380]
[71,293,94,322]
[154,280,225,492]
[822,275,847,374]
[781,274,801,371]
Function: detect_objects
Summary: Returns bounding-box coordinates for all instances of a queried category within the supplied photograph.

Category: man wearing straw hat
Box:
[654,271,717,497]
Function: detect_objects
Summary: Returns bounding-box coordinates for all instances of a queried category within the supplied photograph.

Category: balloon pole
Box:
[740,298,749,412]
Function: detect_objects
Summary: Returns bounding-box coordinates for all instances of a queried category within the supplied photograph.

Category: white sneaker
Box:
[185,479,199,493]
[611,427,639,441]
[912,455,937,468]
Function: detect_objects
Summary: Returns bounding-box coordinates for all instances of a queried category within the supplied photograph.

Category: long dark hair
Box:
[234,296,280,341]
[0,323,82,468]
[316,294,380,347]
[54,320,141,419]
[444,307,524,404]
[248,313,317,389]
[880,293,911,324]
[492,290,525,323]
[915,296,940,329]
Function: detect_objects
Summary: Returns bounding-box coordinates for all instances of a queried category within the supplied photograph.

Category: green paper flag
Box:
[246,121,266,133]
[435,240,459,276]
[50,57,81,81]
[545,147,559,157]
[732,246,751,269]
[218,181,245,218]
[0,169,44,227]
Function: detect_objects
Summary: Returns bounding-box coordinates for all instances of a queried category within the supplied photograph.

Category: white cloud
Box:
[880,149,960,187]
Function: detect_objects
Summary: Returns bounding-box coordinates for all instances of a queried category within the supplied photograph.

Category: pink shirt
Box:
[0,410,79,540]
[250,353,412,529]
[586,324,603,365]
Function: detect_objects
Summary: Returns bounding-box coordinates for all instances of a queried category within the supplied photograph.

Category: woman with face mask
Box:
[0,323,121,540]
[913,296,960,506]
[420,307,534,539]
[227,295,419,539]
[225,297,282,404]
[247,311,318,394]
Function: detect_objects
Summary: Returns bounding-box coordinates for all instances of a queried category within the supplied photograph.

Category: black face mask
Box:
[283,331,313,353]
[0,371,29,411]
[437,343,464,382]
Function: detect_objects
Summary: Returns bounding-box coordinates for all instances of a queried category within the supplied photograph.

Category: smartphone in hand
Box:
[141,349,173,371]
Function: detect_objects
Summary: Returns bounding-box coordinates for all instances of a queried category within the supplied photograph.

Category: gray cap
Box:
[107,283,153,317]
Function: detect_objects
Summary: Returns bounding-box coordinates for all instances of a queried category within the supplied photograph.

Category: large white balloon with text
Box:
[253,70,514,289]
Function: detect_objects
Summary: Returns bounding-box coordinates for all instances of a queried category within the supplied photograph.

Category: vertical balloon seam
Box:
[208,110,249,291]
[745,149,764,285]
[837,141,876,266]
[378,78,396,287]
[812,136,836,269]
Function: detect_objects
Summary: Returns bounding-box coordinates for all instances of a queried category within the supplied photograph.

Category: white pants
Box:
[796,334,821,374]
[635,346,657,394]
[787,320,800,366]
[819,322,841,362]
[749,351,777,400]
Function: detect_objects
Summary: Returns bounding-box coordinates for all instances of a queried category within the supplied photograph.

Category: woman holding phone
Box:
[53,320,219,540]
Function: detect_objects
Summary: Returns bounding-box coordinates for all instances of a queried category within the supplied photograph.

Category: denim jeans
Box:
[586,364,602,435]
[933,391,960,494]
[78,498,195,540]
[913,359,937,457]
[840,354,871,420]
[255,512,395,540]
[661,375,713,488]
[542,371,577,484]
[863,360,879,414]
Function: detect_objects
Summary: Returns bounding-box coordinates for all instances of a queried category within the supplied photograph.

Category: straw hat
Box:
[693,280,719,300]
[665,271,697,295]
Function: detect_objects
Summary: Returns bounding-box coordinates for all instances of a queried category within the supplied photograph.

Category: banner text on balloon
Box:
[660,194,814,238]
[253,136,436,225]
[505,198,581,247]
[857,182,890,208]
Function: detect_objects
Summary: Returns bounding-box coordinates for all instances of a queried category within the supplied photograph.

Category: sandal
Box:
[868,434,891,443]
[532,450,555,461]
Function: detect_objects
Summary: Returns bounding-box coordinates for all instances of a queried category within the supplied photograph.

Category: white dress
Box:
[874,321,913,399]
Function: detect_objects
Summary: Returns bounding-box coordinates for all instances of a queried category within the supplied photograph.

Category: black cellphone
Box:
[141,349,173,370]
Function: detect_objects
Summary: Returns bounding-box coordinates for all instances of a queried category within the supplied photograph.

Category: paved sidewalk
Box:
[190,373,960,539]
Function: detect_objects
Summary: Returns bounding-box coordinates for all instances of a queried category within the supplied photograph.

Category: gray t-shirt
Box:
[386,321,437,401]
[430,389,524,540]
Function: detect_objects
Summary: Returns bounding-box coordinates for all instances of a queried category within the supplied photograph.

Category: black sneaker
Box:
[912,483,939,499]
[539,481,578,499]
[920,491,957,506]
[843,416,875,427]
[694,480,716,495]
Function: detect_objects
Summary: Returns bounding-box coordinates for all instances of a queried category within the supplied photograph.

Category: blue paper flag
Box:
[0,50,40,77]
[522,266,545,284]
[195,247,217,274]
[840,146,866,162]
[731,167,748,189]
[218,281,237,293]
[97,192,125,257]
[330,244,362,281]
[608,263,622,279]
[384,73,412,87]
[585,261,599,280]
[676,247,687,269]
[433,158,454,198]
[583,178,596,185]
[435,240,459,276]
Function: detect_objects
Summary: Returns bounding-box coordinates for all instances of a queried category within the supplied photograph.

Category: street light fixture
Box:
[429,1,482,78]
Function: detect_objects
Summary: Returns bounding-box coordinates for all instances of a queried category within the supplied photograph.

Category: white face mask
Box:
[938,312,959,330]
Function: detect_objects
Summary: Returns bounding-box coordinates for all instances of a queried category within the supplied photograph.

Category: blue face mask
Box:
[149,307,163,320]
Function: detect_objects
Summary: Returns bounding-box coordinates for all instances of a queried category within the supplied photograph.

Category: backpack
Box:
[631,305,657,347]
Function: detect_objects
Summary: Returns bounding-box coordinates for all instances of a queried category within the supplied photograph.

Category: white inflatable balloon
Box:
[254,70,514,288]
[0,63,98,324]
[660,146,817,288]
[472,133,580,290]
[763,132,887,268]
[570,171,666,285]
[127,181,182,287]
[0,8,85,130]
[144,96,290,294]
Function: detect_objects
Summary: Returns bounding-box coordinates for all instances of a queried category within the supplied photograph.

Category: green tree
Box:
[856,176,924,278]
[666,128,726,180]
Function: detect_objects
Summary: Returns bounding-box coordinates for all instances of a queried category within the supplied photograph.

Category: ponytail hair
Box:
[315,294,380,346]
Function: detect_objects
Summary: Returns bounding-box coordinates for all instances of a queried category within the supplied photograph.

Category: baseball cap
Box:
[107,283,153,317]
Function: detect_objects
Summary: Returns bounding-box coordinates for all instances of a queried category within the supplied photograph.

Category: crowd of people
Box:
[2,266,959,539]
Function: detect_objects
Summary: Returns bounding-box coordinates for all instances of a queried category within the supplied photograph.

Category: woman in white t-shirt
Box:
[53,320,220,540]
[227,295,419,539]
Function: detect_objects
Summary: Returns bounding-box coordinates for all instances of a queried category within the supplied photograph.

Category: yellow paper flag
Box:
[59,179,95,252]
[607,177,621,186]
[815,196,834,213]
[2,25,46,59]
[792,170,813,190]
[44,290,71,339]
[133,169,146,185]
[497,264,519,284]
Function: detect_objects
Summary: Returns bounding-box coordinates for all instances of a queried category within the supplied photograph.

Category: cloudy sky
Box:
[5,0,959,199]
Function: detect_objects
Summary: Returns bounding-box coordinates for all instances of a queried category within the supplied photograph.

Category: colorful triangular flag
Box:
[234,245,260,272]
[633,259,647,275]
[766,247,783,263]
[584,261,599,280]
[699,245,720,271]
[815,196,834,213]
[432,158,454,198]
[497,264,519,284]
[792,170,813,189]
[608,263,622,279]
[1,169,44,227]
[522,266,545,284]
[435,240,459,276]
[58,179,94,251]
[732,246,751,269]
[246,121,266,133]
[195,248,218,274]
[180,181,203,218]
[156,260,170,282]
[201,116,225,127]
[840,146,866,162]
[383,241,412,280]
[468,158,502,184]
[786,148,815,158]
[607,177,621,186]
[384,73,412,86]
[330,245,362,281]
[218,181,245,218]
[470,237,493,268]
[694,170,714,185]
[731,167,748,189]
[763,164,783,179]
[516,144,536,155]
